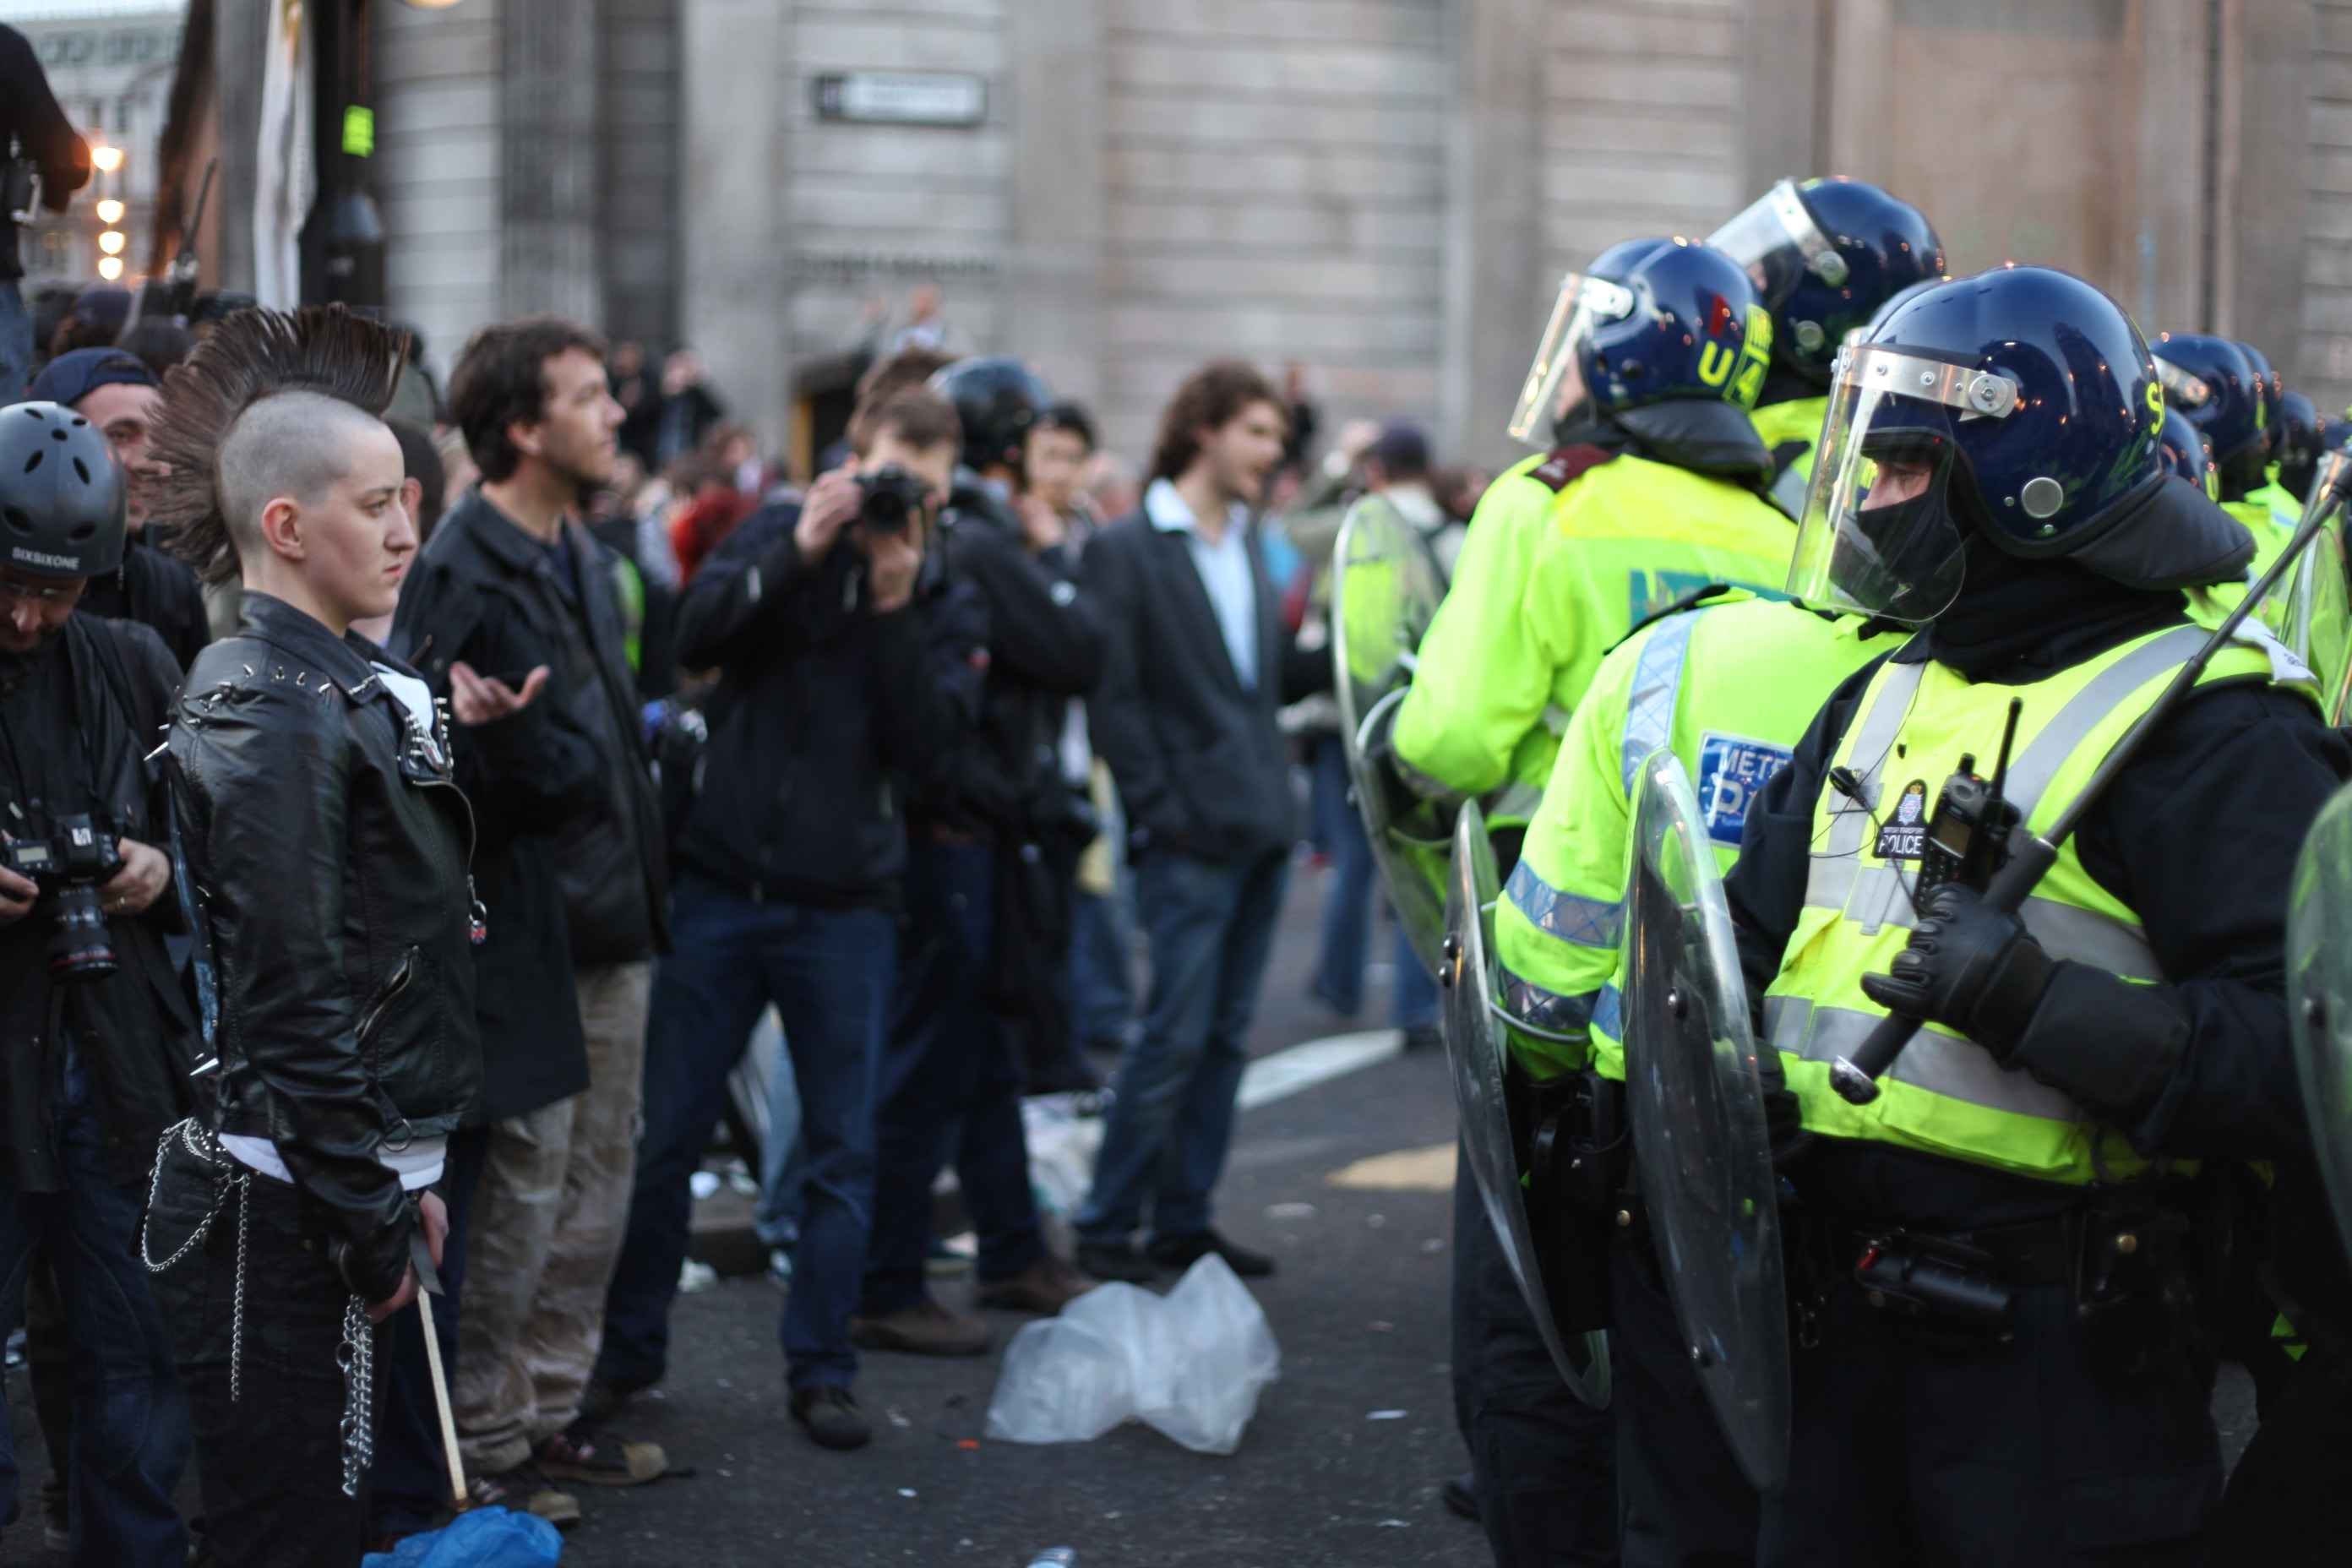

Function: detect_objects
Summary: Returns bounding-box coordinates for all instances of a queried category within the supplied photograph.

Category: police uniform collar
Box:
[2045,473,2255,593]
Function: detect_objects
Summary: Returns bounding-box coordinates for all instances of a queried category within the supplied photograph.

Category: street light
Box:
[98,231,125,255]
[95,199,122,224]
[90,145,122,174]
[96,256,122,281]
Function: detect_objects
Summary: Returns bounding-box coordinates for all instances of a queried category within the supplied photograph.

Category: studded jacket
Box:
[165,593,482,1303]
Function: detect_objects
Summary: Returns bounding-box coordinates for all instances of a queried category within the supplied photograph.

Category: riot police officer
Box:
[1707,177,1946,516]
[2153,333,2289,592]
[1730,264,2350,1565]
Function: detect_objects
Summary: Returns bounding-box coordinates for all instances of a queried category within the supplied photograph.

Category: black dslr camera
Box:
[855,465,928,536]
[3,814,122,981]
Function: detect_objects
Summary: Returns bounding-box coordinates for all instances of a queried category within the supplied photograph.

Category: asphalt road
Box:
[0,863,2258,1565]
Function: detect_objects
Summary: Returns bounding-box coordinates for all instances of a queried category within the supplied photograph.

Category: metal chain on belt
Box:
[336,1294,374,1498]
[141,1119,253,1401]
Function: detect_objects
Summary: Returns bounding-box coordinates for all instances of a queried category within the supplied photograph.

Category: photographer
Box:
[1,24,90,396]
[596,387,974,1454]
[0,403,193,1566]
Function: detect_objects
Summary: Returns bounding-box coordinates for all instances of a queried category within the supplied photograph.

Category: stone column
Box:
[2218,0,2310,362]
[1440,0,1548,467]
[1002,0,1103,405]
[498,0,602,324]
[1742,0,1827,195]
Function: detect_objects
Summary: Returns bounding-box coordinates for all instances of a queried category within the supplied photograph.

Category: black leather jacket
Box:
[166,594,482,1302]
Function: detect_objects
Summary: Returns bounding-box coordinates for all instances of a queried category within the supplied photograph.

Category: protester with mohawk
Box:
[139,306,504,1566]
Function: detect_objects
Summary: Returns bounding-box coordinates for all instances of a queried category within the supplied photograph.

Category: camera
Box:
[856,465,928,536]
[3,814,122,981]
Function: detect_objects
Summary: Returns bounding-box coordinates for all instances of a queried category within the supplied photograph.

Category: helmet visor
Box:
[1784,345,2022,623]
[1506,272,1637,447]
[1707,179,1848,310]
[2153,357,2214,415]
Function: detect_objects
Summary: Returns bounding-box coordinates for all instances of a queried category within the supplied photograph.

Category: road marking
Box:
[1326,1142,1456,1192]
[1237,1030,1406,1112]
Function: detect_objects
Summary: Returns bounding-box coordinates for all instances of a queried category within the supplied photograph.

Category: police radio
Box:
[1913,697,2023,903]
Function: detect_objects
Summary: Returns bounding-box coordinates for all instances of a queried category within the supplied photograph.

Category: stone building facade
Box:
[335,0,2349,472]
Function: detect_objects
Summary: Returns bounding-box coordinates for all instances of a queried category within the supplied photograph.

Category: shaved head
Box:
[217,391,395,564]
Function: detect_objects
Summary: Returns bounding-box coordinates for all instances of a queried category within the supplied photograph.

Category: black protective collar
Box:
[1611,400,1775,486]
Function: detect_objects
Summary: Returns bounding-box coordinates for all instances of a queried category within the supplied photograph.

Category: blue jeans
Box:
[598,876,895,1393]
[0,280,30,400]
[752,1013,803,1251]
[0,1088,190,1566]
[1076,849,1288,1244]
[1070,886,1136,1049]
[1311,735,1440,1027]
[864,838,1042,1315]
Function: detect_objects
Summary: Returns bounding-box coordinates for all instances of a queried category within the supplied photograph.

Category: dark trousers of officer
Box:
[150,1136,375,1568]
[1608,1232,1759,1565]
[2210,1344,2352,1566]
[1760,1276,2219,1566]
[863,836,1046,1315]
[1450,1146,1620,1567]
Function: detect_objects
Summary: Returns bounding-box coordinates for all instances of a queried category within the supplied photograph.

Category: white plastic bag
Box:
[984,1254,1280,1455]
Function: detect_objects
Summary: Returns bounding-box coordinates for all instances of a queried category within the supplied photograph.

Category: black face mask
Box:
[1925,531,2183,681]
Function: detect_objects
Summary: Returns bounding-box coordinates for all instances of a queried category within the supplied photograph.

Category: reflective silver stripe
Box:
[1504,859,1623,949]
[1541,702,1576,739]
[1993,623,2208,826]
[1620,612,1699,794]
[1821,660,1926,860]
[1500,972,1598,1037]
[1784,1002,2085,1124]
[1488,779,1545,825]
[1818,867,2161,978]
[1593,983,1622,1040]
[1767,461,1810,521]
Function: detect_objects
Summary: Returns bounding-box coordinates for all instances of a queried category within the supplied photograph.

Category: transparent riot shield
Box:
[2289,781,2352,1270]
[1442,803,1612,1407]
[1334,495,1451,971]
[1621,749,1791,1493]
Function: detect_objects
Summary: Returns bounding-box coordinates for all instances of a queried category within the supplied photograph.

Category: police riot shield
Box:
[2289,782,2352,1269]
[2284,454,2352,725]
[1621,749,1791,1493]
[1333,495,1451,970]
[1443,803,1612,1408]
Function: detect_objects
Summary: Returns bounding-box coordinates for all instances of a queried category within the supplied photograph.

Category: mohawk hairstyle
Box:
[149,304,411,585]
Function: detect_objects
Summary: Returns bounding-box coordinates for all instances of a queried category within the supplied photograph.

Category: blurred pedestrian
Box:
[112,318,193,381]
[1074,360,1331,1283]
[0,26,89,397]
[416,317,672,1505]
[622,348,724,470]
[46,286,128,359]
[29,348,210,669]
[597,386,972,1451]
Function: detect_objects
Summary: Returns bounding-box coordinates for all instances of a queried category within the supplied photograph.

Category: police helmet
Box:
[2150,333,2266,493]
[2155,405,2220,500]
[1507,237,1772,445]
[1788,267,2250,623]
[928,357,1054,478]
[2276,390,2332,503]
[1708,177,1946,386]
[2238,342,2283,461]
[0,401,126,580]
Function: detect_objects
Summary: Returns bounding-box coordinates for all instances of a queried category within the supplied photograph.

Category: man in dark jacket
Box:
[596,386,968,1453]
[1075,360,1328,1283]
[403,318,670,1505]
[0,403,192,1566]
[0,25,88,397]
[29,348,210,668]
[142,308,476,1567]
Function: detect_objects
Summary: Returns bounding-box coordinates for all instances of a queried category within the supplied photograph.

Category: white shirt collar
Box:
[1145,477,1249,539]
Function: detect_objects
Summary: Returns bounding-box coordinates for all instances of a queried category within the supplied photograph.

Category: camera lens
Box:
[48,882,117,982]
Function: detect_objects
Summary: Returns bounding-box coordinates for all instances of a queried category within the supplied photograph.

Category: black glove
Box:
[1857,884,2056,1059]
[1756,1042,1811,1168]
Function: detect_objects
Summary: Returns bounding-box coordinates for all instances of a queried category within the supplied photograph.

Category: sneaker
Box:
[1074,1239,1159,1283]
[1442,1469,1479,1522]
[536,1424,667,1487]
[927,1239,972,1278]
[1149,1228,1276,1278]
[790,1385,872,1451]
[974,1253,1099,1315]
[851,1296,992,1357]
[470,1461,581,1530]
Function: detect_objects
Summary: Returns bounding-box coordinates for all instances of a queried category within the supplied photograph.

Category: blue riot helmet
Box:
[2277,389,2332,503]
[1788,267,2250,623]
[2155,405,2221,501]
[1708,177,1946,387]
[1507,237,1772,446]
[928,356,1054,478]
[2239,342,2282,462]
[2150,333,2266,498]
